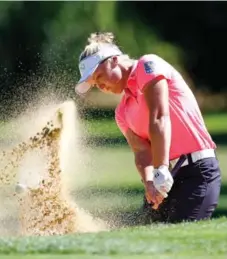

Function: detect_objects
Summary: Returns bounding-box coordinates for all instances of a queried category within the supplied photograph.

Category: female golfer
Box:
[75,32,221,223]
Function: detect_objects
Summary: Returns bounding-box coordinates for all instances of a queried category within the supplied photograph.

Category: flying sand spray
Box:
[0,100,109,236]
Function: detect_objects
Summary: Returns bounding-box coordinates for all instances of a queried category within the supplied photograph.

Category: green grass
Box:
[81,113,227,138]
[0,258,145,259]
[203,113,227,133]
[0,258,162,259]
[4,258,227,259]
[0,218,226,257]
[81,118,121,138]
[71,145,227,188]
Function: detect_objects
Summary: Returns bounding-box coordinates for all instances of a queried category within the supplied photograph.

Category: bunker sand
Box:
[0,100,109,236]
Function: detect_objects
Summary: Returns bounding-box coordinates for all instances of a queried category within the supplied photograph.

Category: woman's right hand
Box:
[144,180,165,210]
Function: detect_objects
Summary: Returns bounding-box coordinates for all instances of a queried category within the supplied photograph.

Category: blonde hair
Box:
[79,32,129,62]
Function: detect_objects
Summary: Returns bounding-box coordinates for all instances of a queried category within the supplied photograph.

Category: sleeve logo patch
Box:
[144,61,155,74]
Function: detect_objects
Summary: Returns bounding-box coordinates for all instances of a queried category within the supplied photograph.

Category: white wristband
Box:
[144,166,154,181]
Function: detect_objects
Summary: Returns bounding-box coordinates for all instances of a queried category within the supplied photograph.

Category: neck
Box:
[120,59,136,87]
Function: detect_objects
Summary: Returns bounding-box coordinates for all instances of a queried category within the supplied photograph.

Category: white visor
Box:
[75,44,122,95]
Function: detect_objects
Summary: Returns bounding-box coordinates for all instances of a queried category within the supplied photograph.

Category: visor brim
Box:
[75,81,93,95]
[75,64,99,95]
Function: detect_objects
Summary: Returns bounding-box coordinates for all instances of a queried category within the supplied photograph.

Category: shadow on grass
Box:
[212,133,227,146]
[219,183,227,195]
[83,133,227,147]
[74,184,227,227]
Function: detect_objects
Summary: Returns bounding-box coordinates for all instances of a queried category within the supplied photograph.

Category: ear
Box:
[111,56,118,66]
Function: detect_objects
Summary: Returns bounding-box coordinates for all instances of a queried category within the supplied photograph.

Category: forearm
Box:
[149,115,171,168]
[134,149,153,183]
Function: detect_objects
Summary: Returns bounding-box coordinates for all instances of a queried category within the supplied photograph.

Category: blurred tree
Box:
[0,1,64,118]
[41,1,184,92]
[0,1,226,118]
[120,1,227,93]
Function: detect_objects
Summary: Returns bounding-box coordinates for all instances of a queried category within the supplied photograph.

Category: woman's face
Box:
[87,56,126,94]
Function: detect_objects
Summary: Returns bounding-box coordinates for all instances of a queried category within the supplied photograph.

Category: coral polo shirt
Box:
[115,54,216,160]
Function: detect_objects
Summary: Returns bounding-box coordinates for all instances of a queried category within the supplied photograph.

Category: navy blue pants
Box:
[143,156,221,223]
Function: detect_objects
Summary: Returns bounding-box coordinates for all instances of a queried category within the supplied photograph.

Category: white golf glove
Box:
[153,165,173,198]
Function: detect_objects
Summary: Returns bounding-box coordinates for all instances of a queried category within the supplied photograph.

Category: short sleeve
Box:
[115,104,128,136]
[136,54,171,91]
